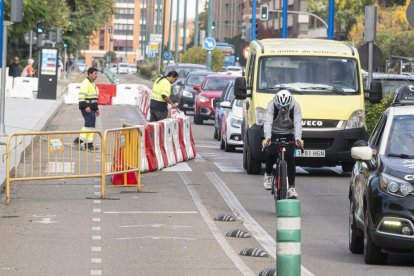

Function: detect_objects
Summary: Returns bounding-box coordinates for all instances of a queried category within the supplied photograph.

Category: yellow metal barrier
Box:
[6,126,142,204]
[101,126,141,197]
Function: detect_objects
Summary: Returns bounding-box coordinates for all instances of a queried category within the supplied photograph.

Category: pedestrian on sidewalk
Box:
[8,56,21,78]
[74,67,100,150]
[149,70,179,122]
[21,58,36,77]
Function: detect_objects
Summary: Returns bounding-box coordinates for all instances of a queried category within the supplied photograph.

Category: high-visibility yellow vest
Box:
[79,78,99,110]
[151,77,171,102]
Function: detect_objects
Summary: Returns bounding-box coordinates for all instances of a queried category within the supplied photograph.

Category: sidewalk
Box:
[0,72,85,190]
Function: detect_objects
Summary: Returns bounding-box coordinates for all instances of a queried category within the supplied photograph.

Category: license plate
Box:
[295,149,325,157]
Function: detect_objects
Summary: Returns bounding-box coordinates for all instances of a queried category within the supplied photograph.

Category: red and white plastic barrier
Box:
[144,123,158,172]
[97,83,116,105]
[9,77,38,99]
[166,119,183,163]
[136,125,148,172]
[112,84,139,105]
[64,83,81,104]
[161,120,177,167]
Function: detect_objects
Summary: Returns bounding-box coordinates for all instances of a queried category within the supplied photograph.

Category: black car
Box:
[173,71,213,114]
[349,86,414,264]
[362,71,414,97]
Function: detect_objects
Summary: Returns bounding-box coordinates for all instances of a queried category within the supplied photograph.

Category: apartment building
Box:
[84,0,172,67]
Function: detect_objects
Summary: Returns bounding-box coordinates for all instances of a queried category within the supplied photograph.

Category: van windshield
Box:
[258,56,360,94]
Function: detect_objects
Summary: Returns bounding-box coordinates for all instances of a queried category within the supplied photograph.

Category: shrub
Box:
[365,95,394,135]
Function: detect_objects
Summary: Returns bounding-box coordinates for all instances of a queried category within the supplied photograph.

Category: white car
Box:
[109,63,118,74]
[78,63,87,73]
[220,99,243,152]
[118,63,129,74]
[128,64,137,74]
[225,66,243,76]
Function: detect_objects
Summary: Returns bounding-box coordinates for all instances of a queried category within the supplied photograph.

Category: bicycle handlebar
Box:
[262,138,305,154]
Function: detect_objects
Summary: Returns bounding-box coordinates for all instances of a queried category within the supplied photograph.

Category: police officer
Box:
[74,67,100,150]
[150,70,179,122]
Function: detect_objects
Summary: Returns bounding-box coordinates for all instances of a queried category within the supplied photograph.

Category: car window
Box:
[369,114,388,150]
[224,85,235,102]
[187,75,206,86]
[177,67,207,78]
[204,78,234,91]
[386,115,414,156]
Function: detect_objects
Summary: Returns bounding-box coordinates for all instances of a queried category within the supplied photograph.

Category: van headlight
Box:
[380,173,414,197]
[345,109,365,129]
[183,90,193,98]
[230,116,242,128]
[255,107,267,126]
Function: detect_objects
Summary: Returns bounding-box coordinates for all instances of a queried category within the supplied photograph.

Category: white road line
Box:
[94,192,101,196]
[94,185,101,188]
[214,162,245,173]
[163,162,192,171]
[197,145,220,149]
[119,224,191,229]
[178,172,254,276]
[92,236,101,240]
[92,218,101,222]
[93,209,101,213]
[90,270,102,275]
[91,247,101,252]
[117,236,195,241]
[94,200,101,204]
[205,172,314,276]
[92,227,101,231]
[104,211,198,214]
[91,258,101,263]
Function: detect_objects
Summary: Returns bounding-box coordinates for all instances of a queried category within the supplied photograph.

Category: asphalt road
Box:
[0,73,412,276]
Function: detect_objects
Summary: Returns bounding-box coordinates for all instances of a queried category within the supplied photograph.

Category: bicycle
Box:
[264,138,304,200]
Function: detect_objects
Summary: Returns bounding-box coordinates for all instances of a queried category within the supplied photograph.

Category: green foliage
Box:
[365,95,394,134]
[138,62,158,80]
[182,46,225,72]
[376,31,414,63]
[103,51,117,63]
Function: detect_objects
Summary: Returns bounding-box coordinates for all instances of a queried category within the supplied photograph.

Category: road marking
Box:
[92,236,101,240]
[119,224,191,229]
[214,162,244,173]
[93,209,101,213]
[205,172,314,276]
[92,218,101,222]
[104,211,198,214]
[197,145,220,149]
[163,162,192,171]
[91,270,102,275]
[91,258,101,263]
[94,192,101,196]
[94,200,101,204]
[194,155,205,162]
[33,217,57,224]
[46,162,74,174]
[117,236,195,241]
[94,185,101,189]
[178,172,254,276]
[92,227,101,231]
[91,247,101,252]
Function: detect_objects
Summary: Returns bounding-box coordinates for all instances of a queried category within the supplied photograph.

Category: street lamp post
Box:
[206,0,213,70]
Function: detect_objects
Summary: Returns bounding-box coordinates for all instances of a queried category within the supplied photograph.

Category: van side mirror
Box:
[368,81,383,104]
[234,77,249,99]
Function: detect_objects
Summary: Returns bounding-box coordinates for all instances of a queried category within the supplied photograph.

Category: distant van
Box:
[118,63,129,74]
[234,39,382,174]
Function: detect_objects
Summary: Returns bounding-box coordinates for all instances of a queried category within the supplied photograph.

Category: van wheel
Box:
[246,142,261,174]
[224,139,235,152]
[242,141,247,169]
[342,163,354,173]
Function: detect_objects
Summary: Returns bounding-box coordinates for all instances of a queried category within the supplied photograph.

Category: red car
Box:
[193,74,237,125]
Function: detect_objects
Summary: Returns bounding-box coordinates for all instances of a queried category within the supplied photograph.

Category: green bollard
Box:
[276,199,301,276]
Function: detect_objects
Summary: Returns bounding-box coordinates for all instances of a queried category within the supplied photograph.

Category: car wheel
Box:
[242,139,247,170]
[214,127,218,140]
[224,140,235,152]
[349,199,363,254]
[194,113,203,125]
[364,208,387,264]
[342,163,354,173]
[246,140,261,174]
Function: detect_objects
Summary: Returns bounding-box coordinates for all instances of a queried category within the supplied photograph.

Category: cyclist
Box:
[262,90,303,199]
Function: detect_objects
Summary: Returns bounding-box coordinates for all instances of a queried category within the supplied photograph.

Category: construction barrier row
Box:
[6,77,38,99]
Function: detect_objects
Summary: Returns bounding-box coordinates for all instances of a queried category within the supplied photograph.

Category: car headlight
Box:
[230,116,242,128]
[255,107,267,126]
[380,173,414,197]
[199,96,209,103]
[345,109,365,129]
[183,90,193,98]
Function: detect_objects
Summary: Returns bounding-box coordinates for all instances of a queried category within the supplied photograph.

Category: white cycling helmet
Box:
[274,90,292,107]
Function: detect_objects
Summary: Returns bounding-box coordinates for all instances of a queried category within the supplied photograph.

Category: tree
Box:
[182,46,225,72]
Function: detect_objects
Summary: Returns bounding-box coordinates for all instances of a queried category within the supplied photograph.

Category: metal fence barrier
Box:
[6,127,141,204]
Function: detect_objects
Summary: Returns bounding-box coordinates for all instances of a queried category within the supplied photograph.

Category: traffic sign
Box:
[150,33,162,43]
[203,37,216,51]
[163,51,171,60]
[407,1,414,27]
[242,45,249,60]
[24,31,37,45]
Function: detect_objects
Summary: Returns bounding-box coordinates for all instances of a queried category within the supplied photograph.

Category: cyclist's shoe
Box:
[287,187,298,199]
[263,173,273,190]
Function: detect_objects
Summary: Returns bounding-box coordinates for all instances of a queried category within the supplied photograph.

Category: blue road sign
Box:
[203,37,216,51]
[163,51,171,60]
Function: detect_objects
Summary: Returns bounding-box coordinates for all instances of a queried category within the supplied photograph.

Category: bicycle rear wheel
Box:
[278,160,288,200]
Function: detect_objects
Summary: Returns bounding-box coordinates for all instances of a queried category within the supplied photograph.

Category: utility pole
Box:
[327,0,335,39]
[194,0,199,46]
[206,0,213,70]
[167,0,173,65]
[160,0,167,73]
[282,0,287,38]
[183,0,187,53]
[156,0,162,33]
[251,0,257,40]
[174,0,180,63]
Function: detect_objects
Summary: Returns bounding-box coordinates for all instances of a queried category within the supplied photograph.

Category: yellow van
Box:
[234,39,382,174]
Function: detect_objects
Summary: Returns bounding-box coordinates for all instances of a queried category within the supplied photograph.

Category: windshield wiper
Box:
[267,86,303,94]
[388,153,414,159]
[304,86,345,95]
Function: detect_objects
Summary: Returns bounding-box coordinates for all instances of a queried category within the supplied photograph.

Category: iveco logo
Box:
[302,120,323,127]
[405,175,414,181]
